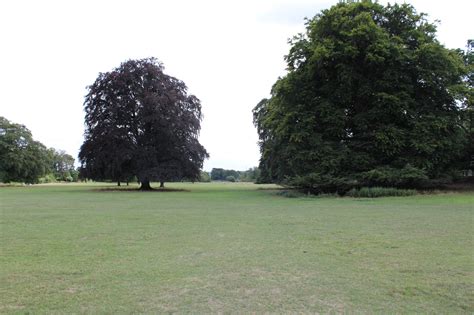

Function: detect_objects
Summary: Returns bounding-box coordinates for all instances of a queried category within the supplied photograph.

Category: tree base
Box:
[139,180,153,190]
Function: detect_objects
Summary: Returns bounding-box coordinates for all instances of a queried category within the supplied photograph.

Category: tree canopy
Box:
[253,1,472,193]
[209,167,260,182]
[0,117,78,184]
[79,58,209,189]
[46,148,77,182]
[0,117,49,183]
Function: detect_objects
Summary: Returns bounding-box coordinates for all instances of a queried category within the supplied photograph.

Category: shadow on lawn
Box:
[93,187,189,192]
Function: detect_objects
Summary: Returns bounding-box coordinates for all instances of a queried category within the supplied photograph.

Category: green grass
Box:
[1,182,473,313]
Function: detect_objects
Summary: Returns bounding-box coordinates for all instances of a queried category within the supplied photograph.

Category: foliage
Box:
[456,41,474,173]
[225,175,236,182]
[70,168,79,182]
[276,189,340,198]
[210,168,224,180]
[38,173,57,184]
[210,167,260,182]
[287,173,357,195]
[253,1,472,192]
[0,117,79,184]
[358,164,429,188]
[211,168,237,181]
[346,186,417,198]
[46,148,77,181]
[0,117,49,183]
[275,189,305,198]
[79,58,208,189]
[199,170,211,182]
[239,167,261,182]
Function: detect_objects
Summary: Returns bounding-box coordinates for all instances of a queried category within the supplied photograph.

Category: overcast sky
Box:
[1,0,472,171]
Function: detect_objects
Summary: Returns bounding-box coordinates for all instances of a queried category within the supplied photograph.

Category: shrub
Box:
[287,173,358,195]
[359,165,429,188]
[225,175,236,182]
[70,169,79,182]
[285,165,430,194]
[199,171,211,182]
[346,187,417,198]
[38,173,57,184]
[276,189,340,198]
[275,190,305,198]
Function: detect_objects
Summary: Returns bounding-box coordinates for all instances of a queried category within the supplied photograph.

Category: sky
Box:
[1,0,473,171]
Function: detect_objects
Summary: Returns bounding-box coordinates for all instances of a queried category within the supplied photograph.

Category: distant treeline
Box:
[0,117,79,184]
[200,167,261,182]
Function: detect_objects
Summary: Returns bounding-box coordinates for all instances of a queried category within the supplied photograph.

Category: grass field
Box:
[0,182,473,313]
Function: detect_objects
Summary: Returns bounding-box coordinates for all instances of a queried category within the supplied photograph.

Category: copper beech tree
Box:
[79,58,208,190]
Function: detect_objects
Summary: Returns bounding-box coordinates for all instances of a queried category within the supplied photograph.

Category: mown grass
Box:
[0,182,473,313]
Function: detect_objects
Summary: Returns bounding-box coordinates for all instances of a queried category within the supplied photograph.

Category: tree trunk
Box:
[140,180,152,190]
[117,181,121,186]
[160,181,165,188]
[126,180,129,186]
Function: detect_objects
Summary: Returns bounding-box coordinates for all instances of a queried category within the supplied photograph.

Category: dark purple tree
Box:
[79,58,209,190]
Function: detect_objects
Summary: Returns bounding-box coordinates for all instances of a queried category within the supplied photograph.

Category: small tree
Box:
[210,168,225,180]
[46,148,76,181]
[199,171,211,182]
[239,167,261,182]
[225,175,236,182]
[79,58,209,189]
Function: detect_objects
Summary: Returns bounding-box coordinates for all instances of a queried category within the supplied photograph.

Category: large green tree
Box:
[0,117,49,183]
[253,1,471,193]
[79,58,209,189]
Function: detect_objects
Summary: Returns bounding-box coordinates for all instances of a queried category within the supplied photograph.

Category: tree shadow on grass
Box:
[93,187,189,192]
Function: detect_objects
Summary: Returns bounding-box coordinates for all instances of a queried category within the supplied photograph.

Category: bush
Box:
[287,173,358,195]
[276,189,340,198]
[70,169,79,182]
[346,187,417,198]
[225,175,236,182]
[38,173,57,184]
[285,165,431,194]
[275,190,305,198]
[199,171,211,182]
[359,165,429,188]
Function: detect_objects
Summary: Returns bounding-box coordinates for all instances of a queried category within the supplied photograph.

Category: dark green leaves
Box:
[0,117,49,183]
[254,1,472,192]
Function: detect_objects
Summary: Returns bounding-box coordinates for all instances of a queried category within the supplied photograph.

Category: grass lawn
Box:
[0,182,473,313]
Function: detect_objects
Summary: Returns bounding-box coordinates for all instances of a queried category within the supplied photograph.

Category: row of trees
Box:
[0,117,78,183]
[253,1,473,193]
[5,2,471,191]
[206,167,260,182]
